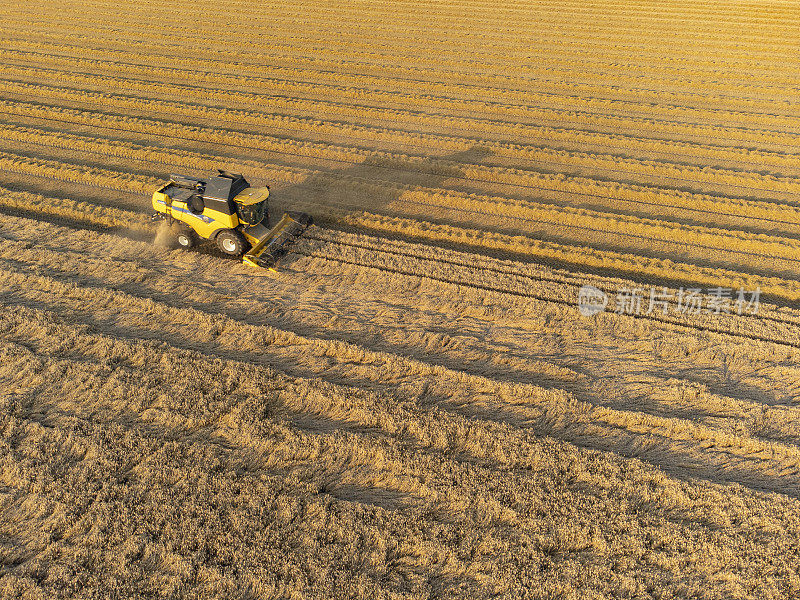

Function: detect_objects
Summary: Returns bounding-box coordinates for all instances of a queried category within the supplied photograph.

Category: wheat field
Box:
[2,1,800,598]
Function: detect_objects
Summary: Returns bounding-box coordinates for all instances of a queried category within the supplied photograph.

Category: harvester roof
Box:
[204,170,250,202]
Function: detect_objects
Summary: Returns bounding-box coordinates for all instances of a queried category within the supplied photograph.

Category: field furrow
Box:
[5,192,800,353]
[9,95,800,182]
[6,159,800,307]
[8,83,800,187]
[4,15,797,69]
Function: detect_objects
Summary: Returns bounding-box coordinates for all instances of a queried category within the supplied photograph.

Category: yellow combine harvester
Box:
[152,170,312,268]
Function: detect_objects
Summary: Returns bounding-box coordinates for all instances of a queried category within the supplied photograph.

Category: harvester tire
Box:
[173,225,197,250]
[216,229,249,256]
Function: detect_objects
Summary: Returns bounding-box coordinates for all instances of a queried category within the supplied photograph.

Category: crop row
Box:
[11,121,800,278]
[9,123,800,264]
[306,225,800,322]
[1,23,796,103]
[6,141,800,304]
[10,2,798,55]
[10,174,800,404]
[47,0,800,27]
[10,191,800,353]
[7,103,800,238]
[9,96,800,206]
[4,25,798,98]
[6,46,787,124]
[5,46,798,132]
[2,7,797,79]
[11,62,790,150]
[0,126,310,185]
[9,182,800,368]
[0,185,153,233]
[6,168,800,344]
[8,84,800,182]
[2,38,798,115]
[0,150,160,195]
[302,229,800,356]
[4,193,800,597]
[0,227,795,508]
[7,10,796,70]
[7,64,800,156]
[342,211,800,302]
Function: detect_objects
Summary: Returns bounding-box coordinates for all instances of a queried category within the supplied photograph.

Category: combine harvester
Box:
[152,170,312,269]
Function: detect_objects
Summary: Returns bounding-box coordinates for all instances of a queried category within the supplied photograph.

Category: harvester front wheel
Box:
[173,225,197,250]
[216,229,249,256]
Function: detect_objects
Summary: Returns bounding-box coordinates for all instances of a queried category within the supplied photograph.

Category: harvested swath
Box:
[0,150,159,194]
[6,142,800,303]
[4,201,800,353]
[0,185,152,232]
[5,299,800,598]
[0,152,240,217]
[342,211,800,302]
[0,125,308,186]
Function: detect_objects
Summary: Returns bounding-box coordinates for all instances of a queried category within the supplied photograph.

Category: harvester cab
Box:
[152,170,312,268]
